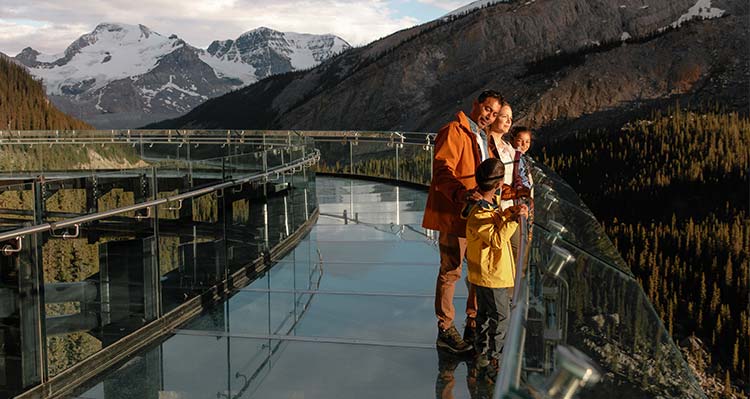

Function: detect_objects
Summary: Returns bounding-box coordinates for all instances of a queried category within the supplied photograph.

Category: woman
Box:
[486,102,522,210]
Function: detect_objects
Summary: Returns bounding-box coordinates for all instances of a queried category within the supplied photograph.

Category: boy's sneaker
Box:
[436,326,473,353]
[476,353,490,368]
[463,323,476,347]
[486,357,500,378]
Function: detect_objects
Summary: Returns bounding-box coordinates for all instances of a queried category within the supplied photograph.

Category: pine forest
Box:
[539,106,749,396]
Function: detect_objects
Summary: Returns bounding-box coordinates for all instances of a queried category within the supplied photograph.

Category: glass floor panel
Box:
[179,290,469,344]
[267,258,469,296]
[315,240,437,263]
[72,177,491,399]
[316,210,426,225]
[309,223,433,241]
[75,335,488,399]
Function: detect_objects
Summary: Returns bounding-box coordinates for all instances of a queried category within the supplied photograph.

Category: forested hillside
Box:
[0,56,90,130]
[539,106,749,397]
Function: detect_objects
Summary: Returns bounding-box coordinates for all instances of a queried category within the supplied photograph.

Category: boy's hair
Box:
[475,158,505,192]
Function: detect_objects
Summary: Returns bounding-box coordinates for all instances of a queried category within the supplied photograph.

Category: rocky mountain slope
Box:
[149,0,747,135]
[14,23,350,129]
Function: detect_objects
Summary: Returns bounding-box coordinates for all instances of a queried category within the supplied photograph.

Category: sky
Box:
[0,0,470,56]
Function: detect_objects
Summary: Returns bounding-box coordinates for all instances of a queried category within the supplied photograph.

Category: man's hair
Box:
[475,158,505,192]
[477,90,503,105]
[510,125,532,139]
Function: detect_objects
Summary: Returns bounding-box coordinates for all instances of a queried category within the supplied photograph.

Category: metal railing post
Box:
[495,214,529,397]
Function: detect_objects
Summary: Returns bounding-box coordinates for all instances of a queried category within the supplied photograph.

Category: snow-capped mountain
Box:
[204,27,349,79]
[14,23,351,128]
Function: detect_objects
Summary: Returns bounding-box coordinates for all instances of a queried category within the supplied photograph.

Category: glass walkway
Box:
[0,130,705,399]
[72,176,475,399]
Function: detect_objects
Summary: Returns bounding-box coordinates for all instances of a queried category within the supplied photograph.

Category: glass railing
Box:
[2,129,706,398]
[514,165,705,398]
[0,131,320,398]
[301,131,705,398]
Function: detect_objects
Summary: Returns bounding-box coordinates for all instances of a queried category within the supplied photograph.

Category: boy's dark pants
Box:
[474,285,511,361]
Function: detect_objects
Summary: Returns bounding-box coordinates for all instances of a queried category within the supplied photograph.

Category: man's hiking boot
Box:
[437,325,473,354]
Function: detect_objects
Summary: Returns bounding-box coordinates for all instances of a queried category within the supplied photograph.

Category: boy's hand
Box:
[515,187,531,198]
[508,204,529,219]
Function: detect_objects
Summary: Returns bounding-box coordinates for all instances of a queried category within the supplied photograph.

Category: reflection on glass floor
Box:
[73,177,484,399]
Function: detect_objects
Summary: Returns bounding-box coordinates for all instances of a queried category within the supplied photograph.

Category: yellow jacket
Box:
[465,197,519,288]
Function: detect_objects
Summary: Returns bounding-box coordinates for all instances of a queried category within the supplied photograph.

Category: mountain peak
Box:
[14,47,41,66]
[238,26,280,39]
[90,22,158,40]
[17,47,40,57]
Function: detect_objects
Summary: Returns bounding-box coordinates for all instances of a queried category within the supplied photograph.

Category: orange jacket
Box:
[422,111,482,236]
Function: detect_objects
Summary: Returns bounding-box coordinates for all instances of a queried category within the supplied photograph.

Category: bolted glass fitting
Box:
[544,245,575,278]
[542,345,601,399]
[546,220,568,245]
[543,191,559,211]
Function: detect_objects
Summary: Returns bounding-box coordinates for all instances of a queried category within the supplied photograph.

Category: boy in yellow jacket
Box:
[465,158,528,374]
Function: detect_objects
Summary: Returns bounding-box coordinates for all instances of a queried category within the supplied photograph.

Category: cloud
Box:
[0,0,423,55]
[0,19,91,56]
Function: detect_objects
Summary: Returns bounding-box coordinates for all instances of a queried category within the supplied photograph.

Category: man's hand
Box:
[500,185,531,200]
[463,188,483,203]
[500,184,514,200]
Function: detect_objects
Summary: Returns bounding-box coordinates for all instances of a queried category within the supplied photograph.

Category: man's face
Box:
[470,97,502,130]
[489,105,513,134]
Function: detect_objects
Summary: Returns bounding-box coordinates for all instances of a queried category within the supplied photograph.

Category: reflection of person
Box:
[423,90,503,353]
[435,350,461,399]
[435,350,493,399]
[464,158,528,377]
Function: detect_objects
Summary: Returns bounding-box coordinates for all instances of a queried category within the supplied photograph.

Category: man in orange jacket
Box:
[422,90,503,353]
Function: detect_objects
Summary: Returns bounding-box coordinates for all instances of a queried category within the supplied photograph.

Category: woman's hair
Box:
[475,158,505,192]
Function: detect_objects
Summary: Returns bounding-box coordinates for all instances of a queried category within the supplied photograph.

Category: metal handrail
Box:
[309,133,435,146]
[0,130,311,146]
[0,149,320,245]
[494,214,529,398]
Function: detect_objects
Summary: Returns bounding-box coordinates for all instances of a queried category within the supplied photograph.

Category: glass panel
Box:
[312,139,351,175]
[0,181,36,229]
[522,227,704,398]
[350,141,397,180]
[42,209,158,377]
[0,220,45,396]
[532,167,630,273]
[396,143,432,185]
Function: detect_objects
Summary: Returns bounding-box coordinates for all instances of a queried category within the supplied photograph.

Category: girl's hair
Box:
[510,126,533,139]
[475,158,505,192]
